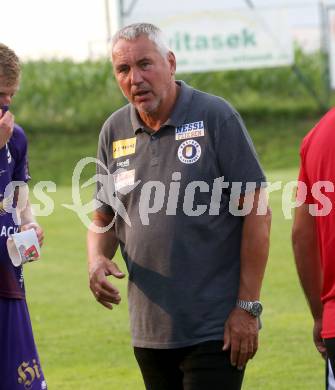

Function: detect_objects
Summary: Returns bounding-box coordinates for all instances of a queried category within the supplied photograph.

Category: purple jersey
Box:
[0,124,30,299]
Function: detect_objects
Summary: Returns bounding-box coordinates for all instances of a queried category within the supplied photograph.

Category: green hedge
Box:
[14,60,125,133]
[11,49,331,135]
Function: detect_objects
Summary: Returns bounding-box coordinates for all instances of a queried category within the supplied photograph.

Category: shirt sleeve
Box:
[95,126,115,215]
[297,141,313,204]
[11,126,30,183]
[215,111,266,196]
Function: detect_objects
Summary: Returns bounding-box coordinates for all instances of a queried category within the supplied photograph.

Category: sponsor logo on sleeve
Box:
[112,137,136,159]
[175,121,205,140]
[178,140,202,164]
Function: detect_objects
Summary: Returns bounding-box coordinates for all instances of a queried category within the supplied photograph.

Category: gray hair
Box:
[111,23,170,57]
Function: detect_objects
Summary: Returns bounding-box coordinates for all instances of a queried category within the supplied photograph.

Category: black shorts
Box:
[134,340,244,390]
[325,338,335,390]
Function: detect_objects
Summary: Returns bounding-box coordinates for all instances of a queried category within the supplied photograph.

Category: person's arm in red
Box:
[292,203,326,358]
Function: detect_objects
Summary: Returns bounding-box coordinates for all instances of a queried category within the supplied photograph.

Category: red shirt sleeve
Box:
[297,140,314,204]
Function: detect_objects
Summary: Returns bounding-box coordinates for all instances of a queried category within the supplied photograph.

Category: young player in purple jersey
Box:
[0,43,47,389]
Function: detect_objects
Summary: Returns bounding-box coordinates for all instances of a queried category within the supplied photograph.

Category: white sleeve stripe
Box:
[327,360,335,390]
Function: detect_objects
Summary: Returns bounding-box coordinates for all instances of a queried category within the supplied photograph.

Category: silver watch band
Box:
[236,299,253,312]
[236,299,263,330]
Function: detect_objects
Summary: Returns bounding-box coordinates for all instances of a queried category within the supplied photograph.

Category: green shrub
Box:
[14,60,125,133]
[9,50,332,184]
[12,49,331,135]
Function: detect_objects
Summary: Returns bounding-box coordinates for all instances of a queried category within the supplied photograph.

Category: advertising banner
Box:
[118,1,294,73]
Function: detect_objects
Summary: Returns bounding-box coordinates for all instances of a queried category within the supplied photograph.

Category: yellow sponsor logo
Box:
[113,137,136,159]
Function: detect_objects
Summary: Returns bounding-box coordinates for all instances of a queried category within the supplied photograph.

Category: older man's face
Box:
[112,35,176,115]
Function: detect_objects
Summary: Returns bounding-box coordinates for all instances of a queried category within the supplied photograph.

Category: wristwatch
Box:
[236,299,263,317]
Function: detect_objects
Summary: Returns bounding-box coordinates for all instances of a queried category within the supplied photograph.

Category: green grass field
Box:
[23,168,325,389]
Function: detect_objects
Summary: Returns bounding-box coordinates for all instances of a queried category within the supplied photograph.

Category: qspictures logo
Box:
[2,158,335,232]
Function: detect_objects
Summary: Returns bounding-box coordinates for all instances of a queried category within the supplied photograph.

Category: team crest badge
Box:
[178,140,201,164]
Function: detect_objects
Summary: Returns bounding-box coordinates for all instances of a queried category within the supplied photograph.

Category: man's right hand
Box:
[89,256,125,310]
[0,110,14,149]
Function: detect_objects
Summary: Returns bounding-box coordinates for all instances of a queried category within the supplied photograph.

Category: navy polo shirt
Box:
[95,81,266,348]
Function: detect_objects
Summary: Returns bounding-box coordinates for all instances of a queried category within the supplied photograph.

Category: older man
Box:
[87,23,270,390]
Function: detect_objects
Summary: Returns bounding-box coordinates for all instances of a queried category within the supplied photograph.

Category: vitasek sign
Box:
[122,4,294,73]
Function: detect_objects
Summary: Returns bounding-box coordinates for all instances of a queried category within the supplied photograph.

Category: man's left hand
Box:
[21,222,44,247]
[223,307,259,370]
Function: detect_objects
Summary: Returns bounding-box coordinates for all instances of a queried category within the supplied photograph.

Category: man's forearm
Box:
[294,243,323,320]
[20,202,36,226]
[16,186,36,226]
[292,205,323,320]
[238,192,271,301]
[87,212,119,269]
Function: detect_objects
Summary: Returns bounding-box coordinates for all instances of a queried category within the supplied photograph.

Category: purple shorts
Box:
[0,298,47,389]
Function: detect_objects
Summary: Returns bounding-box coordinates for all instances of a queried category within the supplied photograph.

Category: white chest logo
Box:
[6,144,12,164]
[178,140,201,164]
[175,121,205,140]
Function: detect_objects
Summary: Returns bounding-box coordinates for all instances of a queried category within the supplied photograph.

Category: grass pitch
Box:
[24,169,324,389]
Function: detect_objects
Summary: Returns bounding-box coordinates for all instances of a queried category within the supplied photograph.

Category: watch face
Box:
[251,302,263,317]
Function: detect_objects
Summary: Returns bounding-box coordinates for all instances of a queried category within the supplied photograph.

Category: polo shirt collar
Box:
[130,80,194,134]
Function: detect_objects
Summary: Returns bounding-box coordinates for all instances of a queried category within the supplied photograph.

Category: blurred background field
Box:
[13,49,331,185]
[17,50,332,389]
